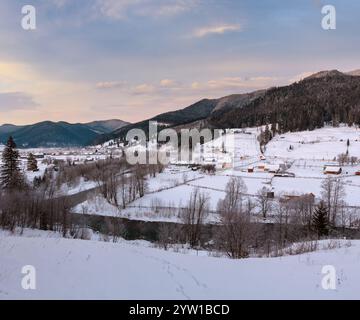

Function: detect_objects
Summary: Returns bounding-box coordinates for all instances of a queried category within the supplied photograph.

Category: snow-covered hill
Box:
[266,126,360,160]
[0,231,359,299]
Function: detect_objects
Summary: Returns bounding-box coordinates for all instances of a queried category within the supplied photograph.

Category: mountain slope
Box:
[94,99,218,144]
[210,70,360,132]
[211,90,267,115]
[154,98,217,125]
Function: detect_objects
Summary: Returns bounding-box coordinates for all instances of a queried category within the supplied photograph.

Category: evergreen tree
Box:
[27,153,38,172]
[312,201,329,238]
[0,136,24,190]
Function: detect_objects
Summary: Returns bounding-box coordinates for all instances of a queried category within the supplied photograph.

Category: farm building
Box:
[324,166,342,175]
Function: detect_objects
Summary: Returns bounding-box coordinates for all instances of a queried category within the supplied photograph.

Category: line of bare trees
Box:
[0,183,72,236]
[93,161,163,208]
[162,174,357,258]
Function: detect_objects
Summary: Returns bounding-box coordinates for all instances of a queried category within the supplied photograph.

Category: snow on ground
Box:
[74,184,222,223]
[0,231,359,299]
[57,178,98,196]
[266,126,360,160]
[146,168,203,193]
[73,166,360,223]
[23,162,47,183]
[75,195,121,217]
[189,174,270,195]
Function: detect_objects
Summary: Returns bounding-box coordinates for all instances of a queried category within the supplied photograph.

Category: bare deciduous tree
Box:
[256,187,272,219]
[321,176,346,227]
[181,188,209,248]
[216,177,253,259]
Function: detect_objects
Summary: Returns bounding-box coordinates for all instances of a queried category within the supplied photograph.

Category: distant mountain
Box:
[0,119,129,148]
[0,124,24,135]
[84,119,129,134]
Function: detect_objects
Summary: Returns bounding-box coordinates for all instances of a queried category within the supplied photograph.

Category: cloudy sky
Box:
[0,0,359,125]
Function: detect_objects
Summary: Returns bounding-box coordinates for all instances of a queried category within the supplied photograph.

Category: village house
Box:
[324,166,342,175]
[247,166,254,173]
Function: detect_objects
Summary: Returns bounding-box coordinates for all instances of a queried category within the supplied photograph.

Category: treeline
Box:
[211,74,360,132]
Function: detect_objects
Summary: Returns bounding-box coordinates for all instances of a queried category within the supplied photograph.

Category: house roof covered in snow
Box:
[324,166,342,173]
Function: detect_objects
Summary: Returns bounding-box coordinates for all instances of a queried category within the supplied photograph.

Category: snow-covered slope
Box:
[266,126,360,160]
[0,232,359,299]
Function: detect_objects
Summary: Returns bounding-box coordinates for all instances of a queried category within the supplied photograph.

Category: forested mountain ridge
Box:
[209,71,360,132]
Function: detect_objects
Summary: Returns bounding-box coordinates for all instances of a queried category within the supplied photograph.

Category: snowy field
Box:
[266,126,360,160]
[0,231,359,299]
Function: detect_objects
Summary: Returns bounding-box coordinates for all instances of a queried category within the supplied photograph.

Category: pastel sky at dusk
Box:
[0,0,359,125]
